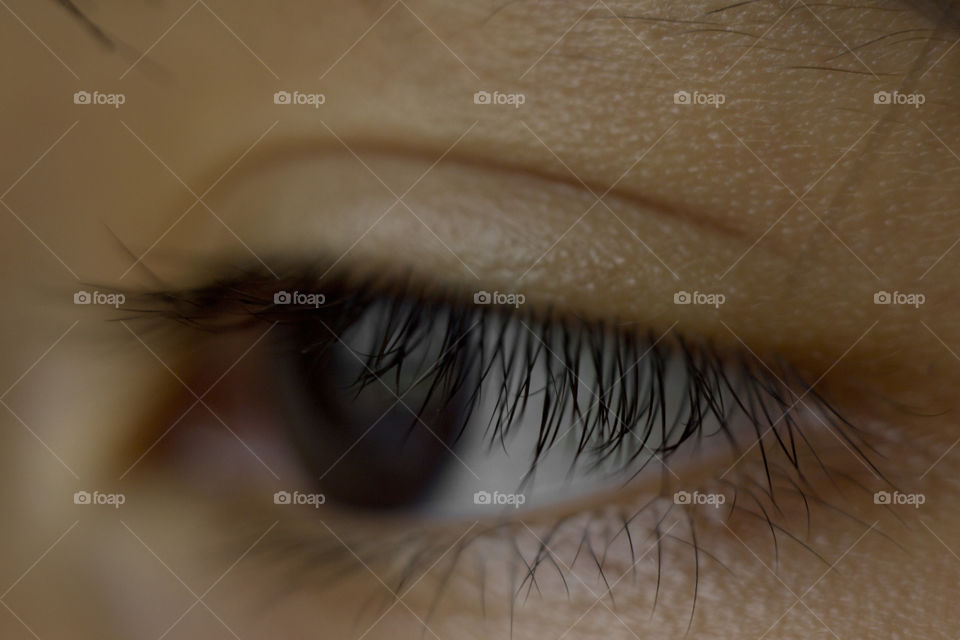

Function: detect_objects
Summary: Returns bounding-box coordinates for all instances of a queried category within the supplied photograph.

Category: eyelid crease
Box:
[177,137,757,249]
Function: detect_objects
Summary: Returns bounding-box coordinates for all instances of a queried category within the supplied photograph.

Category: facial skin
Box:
[1,1,959,638]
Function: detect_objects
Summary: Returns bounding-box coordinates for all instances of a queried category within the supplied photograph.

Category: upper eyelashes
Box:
[117,262,886,513]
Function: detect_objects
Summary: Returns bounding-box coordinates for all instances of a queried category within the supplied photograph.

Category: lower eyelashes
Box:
[112,260,895,626]
[221,458,878,636]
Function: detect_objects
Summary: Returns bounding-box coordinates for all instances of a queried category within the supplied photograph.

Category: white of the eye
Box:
[421,331,735,517]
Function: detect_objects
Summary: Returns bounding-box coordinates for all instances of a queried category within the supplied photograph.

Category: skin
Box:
[0,0,959,638]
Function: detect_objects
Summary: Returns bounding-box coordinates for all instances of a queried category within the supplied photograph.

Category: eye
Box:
[121,263,875,525]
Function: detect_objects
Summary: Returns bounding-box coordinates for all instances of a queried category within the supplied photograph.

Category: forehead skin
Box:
[1,2,960,640]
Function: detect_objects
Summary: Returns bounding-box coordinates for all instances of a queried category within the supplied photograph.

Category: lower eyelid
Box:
[214,441,887,635]
[128,393,903,636]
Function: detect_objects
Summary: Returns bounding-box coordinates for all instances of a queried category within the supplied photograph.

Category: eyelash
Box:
[118,263,881,492]
[114,262,893,628]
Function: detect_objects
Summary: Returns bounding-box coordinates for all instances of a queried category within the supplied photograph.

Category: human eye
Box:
[2,1,959,639]
[121,258,877,513]
[108,254,884,636]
